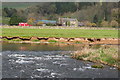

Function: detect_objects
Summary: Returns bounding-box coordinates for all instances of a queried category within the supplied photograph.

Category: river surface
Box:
[2,42,119,78]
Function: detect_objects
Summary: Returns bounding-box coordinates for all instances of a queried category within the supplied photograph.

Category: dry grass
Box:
[71,45,119,68]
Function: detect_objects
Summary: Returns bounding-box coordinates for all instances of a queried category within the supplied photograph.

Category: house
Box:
[19,23,31,26]
[58,18,78,27]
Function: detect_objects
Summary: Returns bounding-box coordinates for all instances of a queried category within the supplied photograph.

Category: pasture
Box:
[1,28,118,38]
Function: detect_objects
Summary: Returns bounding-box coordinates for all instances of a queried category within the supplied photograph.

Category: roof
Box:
[59,18,77,21]
[36,20,56,24]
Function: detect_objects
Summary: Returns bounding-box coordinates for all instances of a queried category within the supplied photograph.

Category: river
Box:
[2,42,119,78]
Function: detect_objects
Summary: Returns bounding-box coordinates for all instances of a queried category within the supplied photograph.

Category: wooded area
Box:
[2,2,119,27]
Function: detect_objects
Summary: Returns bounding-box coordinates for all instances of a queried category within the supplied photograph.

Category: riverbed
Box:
[2,42,119,78]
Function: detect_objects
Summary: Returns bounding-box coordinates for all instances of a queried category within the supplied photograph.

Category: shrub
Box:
[91,64,104,68]
[110,20,118,28]
[75,41,82,44]
[32,39,40,42]
[46,23,56,26]
[91,23,97,27]
[84,21,92,27]
[36,21,44,26]
[27,18,35,25]
[100,20,109,27]
[48,40,58,43]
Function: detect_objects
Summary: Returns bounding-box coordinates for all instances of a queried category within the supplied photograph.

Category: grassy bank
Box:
[71,45,119,69]
[1,28,118,38]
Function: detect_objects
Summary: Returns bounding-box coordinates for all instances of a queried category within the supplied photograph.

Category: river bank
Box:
[1,40,119,69]
[71,45,119,69]
[1,36,119,44]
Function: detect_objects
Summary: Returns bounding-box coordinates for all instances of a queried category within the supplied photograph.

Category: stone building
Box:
[58,18,78,27]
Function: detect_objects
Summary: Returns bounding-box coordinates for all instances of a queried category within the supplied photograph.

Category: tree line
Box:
[2,2,119,27]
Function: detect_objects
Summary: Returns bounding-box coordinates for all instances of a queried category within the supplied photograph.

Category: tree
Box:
[93,15,98,23]
[75,2,79,11]
[27,18,36,25]
[2,10,7,17]
[2,17,10,25]
[17,9,27,20]
[3,8,17,17]
[3,8,9,17]
[36,21,44,26]
[65,21,70,26]
[84,21,92,27]
[111,8,119,23]
[91,23,97,27]
[100,20,109,27]
[55,2,77,14]
[110,20,118,28]
[9,15,25,25]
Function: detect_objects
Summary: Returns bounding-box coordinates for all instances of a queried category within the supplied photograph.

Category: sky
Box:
[1,0,119,2]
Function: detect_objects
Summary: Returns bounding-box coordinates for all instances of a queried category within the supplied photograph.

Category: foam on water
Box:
[8,54,26,57]
[36,68,50,73]
[2,50,119,78]
[50,72,60,78]
[83,66,96,69]
[73,67,85,71]
[60,63,68,67]
[15,59,34,64]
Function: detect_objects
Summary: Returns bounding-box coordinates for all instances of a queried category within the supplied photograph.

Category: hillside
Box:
[2,2,39,9]
[2,2,119,27]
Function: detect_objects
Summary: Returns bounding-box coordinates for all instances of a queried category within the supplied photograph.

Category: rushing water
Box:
[2,42,119,78]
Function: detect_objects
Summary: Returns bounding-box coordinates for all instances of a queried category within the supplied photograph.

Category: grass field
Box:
[1,28,118,38]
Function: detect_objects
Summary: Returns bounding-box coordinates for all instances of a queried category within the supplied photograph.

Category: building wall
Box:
[70,21,78,27]
[58,18,78,27]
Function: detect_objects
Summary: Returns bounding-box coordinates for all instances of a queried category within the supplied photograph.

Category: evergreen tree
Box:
[93,15,98,23]
[9,15,26,25]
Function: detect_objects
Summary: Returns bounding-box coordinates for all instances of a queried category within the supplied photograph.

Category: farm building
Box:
[78,22,85,27]
[35,20,57,26]
[19,23,31,26]
[58,18,78,27]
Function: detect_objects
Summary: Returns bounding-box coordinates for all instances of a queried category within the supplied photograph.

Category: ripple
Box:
[53,61,61,65]
[53,57,65,60]
[73,67,85,71]
[36,68,51,73]
[15,59,34,64]
[83,66,96,69]
[34,57,42,60]
[50,72,60,78]
[60,63,68,67]
[8,54,26,57]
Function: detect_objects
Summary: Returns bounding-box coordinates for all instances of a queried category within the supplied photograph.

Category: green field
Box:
[1,28,118,38]
[2,2,39,9]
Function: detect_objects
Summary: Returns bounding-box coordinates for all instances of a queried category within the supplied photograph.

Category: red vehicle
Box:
[19,23,32,26]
